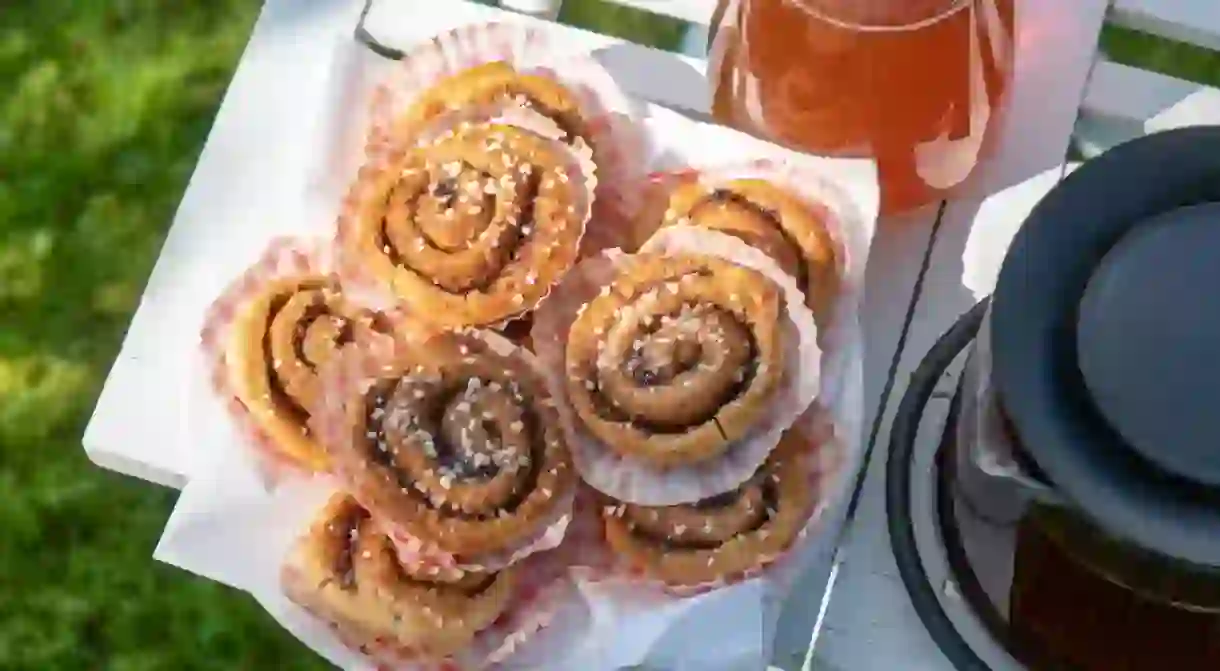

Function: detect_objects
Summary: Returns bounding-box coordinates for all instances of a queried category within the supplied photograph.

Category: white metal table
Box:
[82,0,1220,668]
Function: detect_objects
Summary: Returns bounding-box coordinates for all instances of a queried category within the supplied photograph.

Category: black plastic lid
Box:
[1076,206,1220,488]
[991,126,1220,570]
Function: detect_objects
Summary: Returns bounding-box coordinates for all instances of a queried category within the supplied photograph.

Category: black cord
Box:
[815,200,950,574]
[354,0,406,61]
[807,200,952,659]
[885,298,992,671]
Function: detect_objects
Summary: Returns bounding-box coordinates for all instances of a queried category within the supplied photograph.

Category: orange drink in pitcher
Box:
[709,0,1016,213]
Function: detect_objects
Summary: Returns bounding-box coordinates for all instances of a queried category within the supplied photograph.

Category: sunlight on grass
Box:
[0,355,91,444]
[0,2,326,669]
[0,230,50,302]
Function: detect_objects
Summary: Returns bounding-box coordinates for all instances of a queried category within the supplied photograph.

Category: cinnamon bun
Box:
[226,276,386,471]
[340,123,590,328]
[601,428,815,587]
[564,253,786,468]
[324,329,576,560]
[281,494,516,659]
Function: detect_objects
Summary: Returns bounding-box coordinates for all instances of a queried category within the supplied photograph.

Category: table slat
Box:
[1084,60,1204,122]
[1077,59,1220,157]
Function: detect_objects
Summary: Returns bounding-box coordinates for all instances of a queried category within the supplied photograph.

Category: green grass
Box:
[2,1,1218,669]
[1103,26,1220,83]
[0,2,331,669]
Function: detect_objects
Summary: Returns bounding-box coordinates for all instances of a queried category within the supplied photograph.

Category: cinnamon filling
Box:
[329,505,369,592]
[390,557,498,597]
[695,489,747,509]
[512,96,582,145]
[701,188,810,291]
[360,378,544,520]
[625,480,778,550]
[586,273,761,435]
[261,282,339,430]
[377,163,541,295]
[293,303,356,371]
[325,504,498,597]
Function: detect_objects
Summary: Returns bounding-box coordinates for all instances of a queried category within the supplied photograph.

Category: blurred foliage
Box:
[559,0,689,51]
[0,1,328,669]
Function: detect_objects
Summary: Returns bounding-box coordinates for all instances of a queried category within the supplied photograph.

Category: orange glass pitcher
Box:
[709,0,1016,214]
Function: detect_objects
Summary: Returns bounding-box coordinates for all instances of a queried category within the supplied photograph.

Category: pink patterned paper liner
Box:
[198,236,386,484]
[646,160,858,323]
[283,534,578,671]
[366,21,648,227]
[308,324,577,576]
[333,113,599,332]
[529,230,823,506]
[572,408,847,598]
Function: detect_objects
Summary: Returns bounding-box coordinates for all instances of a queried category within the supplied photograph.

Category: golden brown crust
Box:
[326,330,576,558]
[281,494,517,658]
[344,123,587,328]
[226,276,386,471]
[564,253,786,468]
[661,178,841,326]
[602,428,815,587]
[393,62,591,157]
